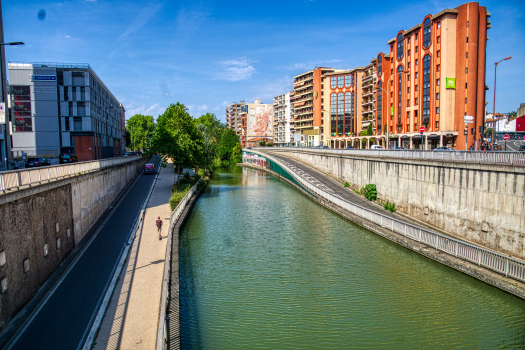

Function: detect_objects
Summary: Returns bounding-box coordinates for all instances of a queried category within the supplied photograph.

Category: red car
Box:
[144,163,155,174]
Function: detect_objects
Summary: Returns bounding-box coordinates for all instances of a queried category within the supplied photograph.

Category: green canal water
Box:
[179,167,525,349]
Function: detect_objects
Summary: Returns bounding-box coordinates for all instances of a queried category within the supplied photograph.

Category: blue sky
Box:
[3,0,525,122]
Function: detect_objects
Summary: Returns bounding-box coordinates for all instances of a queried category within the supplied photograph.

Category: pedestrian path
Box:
[94,162,176,350]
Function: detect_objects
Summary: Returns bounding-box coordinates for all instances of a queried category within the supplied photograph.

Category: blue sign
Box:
[31,75,56,81]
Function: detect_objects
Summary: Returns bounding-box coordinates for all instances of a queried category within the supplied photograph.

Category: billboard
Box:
[446,78,456,89]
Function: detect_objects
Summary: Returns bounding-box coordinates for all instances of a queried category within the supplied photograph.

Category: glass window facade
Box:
[11,86,32,132]
[331,93,337,135]
[331,77,337,89]
[423,18,431,48]
[397,66,403,124]
[344,92,351,135]
[397,33,404,60]
[423,55,431,127]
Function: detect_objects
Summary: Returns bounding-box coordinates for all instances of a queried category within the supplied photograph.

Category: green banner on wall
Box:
[391,106,394,116]
[446,77,456,89]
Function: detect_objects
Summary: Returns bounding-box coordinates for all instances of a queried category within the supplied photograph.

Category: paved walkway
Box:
[94,163,176,350]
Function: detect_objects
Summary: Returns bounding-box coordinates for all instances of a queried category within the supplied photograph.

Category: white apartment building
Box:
[273,92,294,146]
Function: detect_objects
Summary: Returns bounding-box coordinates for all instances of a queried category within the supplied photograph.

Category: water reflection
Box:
[180,166,525,349]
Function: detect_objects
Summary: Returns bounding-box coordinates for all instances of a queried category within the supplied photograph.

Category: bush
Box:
[169,186,190,210]
[361,184,377,201]
[383,199,396,213]
[344,182,350,187]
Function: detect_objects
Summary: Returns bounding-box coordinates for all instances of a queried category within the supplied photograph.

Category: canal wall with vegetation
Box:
[243,150,525,299]
[263,148,525,261]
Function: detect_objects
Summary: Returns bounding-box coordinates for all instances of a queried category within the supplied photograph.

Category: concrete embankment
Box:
[240,154,525,300]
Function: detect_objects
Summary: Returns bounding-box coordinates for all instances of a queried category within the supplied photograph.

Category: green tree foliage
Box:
[152,103,204,172]
[216,128,240,162]
[366,123,373,136]
[126,114,155,151]
[231,143,242,164]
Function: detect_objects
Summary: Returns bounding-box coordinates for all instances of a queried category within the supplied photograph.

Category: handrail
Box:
[157,177,202,350]
[0,156,142,193]
[250,147,525,166]
[249,150,525,283]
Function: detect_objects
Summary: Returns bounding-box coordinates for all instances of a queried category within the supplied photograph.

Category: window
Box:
[330,93,337,135]
[436,107,440,114]
[466,68,468,74]
[74,117,82,131]
[423,18,431,48]
[436,78,440,85]
[465,83,468,89]
[65,117,70,131]
[466,52,468,58]
[337,93,344,135]
[437,21,441,29]
[407,124,410,131]
[466,37,469,43]
[436,92,440,100]
[423,55,431,127]
[437,36,441,43]
[72,87,77,101]
[344,92,351,135]
[11,86,30,101]
[415,97,418,104]
[416,59,419,66]
[408,49,411,56]
[408,37,411,44]
[437,50,440,57]
[330,77,337,89]
[11,86,32,132]
[415,85,418,91]
[377,81,382,133]
[345,75,351,87]
[391,69,393,75]
[416,72,419,78]
[465,98,467,104]
[407,99,411,106]
[416,33,419,40]
[397,33,404,60]
[408,87,411,93]
[415,123,418,130]
[64,86,69,101]
[408,62,411,68]
[466,21,469,27]
[338,76,344,88]
[408,74,411,80]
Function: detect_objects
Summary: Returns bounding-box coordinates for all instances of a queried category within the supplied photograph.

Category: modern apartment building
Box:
[8,62,123,159]
[238,99,273,148]
[375,2,489,150]
[293,67,344,147]
[226,101,244,139]
[273,92,294,146]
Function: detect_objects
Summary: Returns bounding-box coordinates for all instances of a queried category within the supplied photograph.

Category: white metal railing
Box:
[0,156,142,193]
[157,177,202,350]
[248,150,525,283]
[252,147,525,166]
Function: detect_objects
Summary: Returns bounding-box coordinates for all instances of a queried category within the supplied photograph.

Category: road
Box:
[5,157,159,350]
[502,139,525,152]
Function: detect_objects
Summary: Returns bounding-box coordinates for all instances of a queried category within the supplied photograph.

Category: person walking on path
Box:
[156,216,163,240]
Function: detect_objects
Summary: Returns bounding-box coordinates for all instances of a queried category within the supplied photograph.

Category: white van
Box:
[370,145,384,149]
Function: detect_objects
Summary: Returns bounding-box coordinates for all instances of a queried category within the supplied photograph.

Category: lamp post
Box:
[375,69,408,149]
[492,56,511,150]
[0,41,24,171]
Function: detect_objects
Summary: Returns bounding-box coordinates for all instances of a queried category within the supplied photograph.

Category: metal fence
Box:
[251,150,525,283]
[157,177,202,350]
[253,147,525,166]
[0,156,142,193]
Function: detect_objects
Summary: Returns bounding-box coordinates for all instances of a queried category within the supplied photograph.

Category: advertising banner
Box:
[446,78,456,89]
[242,152,267,169]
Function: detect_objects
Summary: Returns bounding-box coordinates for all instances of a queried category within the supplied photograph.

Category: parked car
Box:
[520,145,525,152]
[394,146,407,150]
[432,147,454,151]
[59,154,78,164]
[25,157,47,168]
[144,163,155,174]
[346,146,355,149]
[322,146,329,148]
[370,145,384,150]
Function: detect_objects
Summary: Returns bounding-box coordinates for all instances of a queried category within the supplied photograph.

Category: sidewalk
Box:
[94,162,176,350]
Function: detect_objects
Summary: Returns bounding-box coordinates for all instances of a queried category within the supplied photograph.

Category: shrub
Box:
[361,184,377,201]
[383,199,397,213]
[344,182,350,187]
[169,186,190,210]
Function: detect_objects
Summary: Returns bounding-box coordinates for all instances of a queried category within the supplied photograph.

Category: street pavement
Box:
[502,139,525,152]
[5,157,159,350]
[93,162,176,350]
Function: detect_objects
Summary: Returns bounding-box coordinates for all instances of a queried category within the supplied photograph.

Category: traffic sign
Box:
[464,121,473,124]
[503,134,510,141]
[419,126,426,133]
[464,115,474,121]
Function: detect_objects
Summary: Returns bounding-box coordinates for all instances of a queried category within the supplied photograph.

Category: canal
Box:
[179,167,525,349]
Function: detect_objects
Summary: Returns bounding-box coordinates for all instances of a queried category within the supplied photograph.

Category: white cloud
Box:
[187,104,208,112]
[216,57,257,81]
[213,101,229,111]
[285,59,342,71]
[65,35,71,39]
[126,103,165,119]
[249,76,293,102]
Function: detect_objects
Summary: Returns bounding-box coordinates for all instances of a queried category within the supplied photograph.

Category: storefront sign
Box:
[31,75,56,81]
[390,106,394,116]
[445,77,456,89]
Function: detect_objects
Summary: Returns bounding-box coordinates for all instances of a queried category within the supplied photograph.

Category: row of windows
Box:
[330,75,355,89]
[330,92,354,136]
[397,18,443,60]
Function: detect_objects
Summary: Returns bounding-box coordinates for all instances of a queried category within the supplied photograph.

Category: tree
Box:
[231,143,242,164]
[152,103,204,173]
[126,114,155,151]
[216,128,240,161]
[366,123,373,136]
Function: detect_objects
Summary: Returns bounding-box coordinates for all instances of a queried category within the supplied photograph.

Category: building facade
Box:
[273,92,294,146]
[238,99,273,148]
[226,101,244,139]
[293,67,344,147]
[374,3,489,150]
[8,62,122,159]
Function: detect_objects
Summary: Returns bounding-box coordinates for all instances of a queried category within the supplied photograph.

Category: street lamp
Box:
[374,69,409,149]
[491,56,511,150]
[0,41,24,171]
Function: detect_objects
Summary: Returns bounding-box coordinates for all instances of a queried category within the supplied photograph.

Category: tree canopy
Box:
[126,114,155,151]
